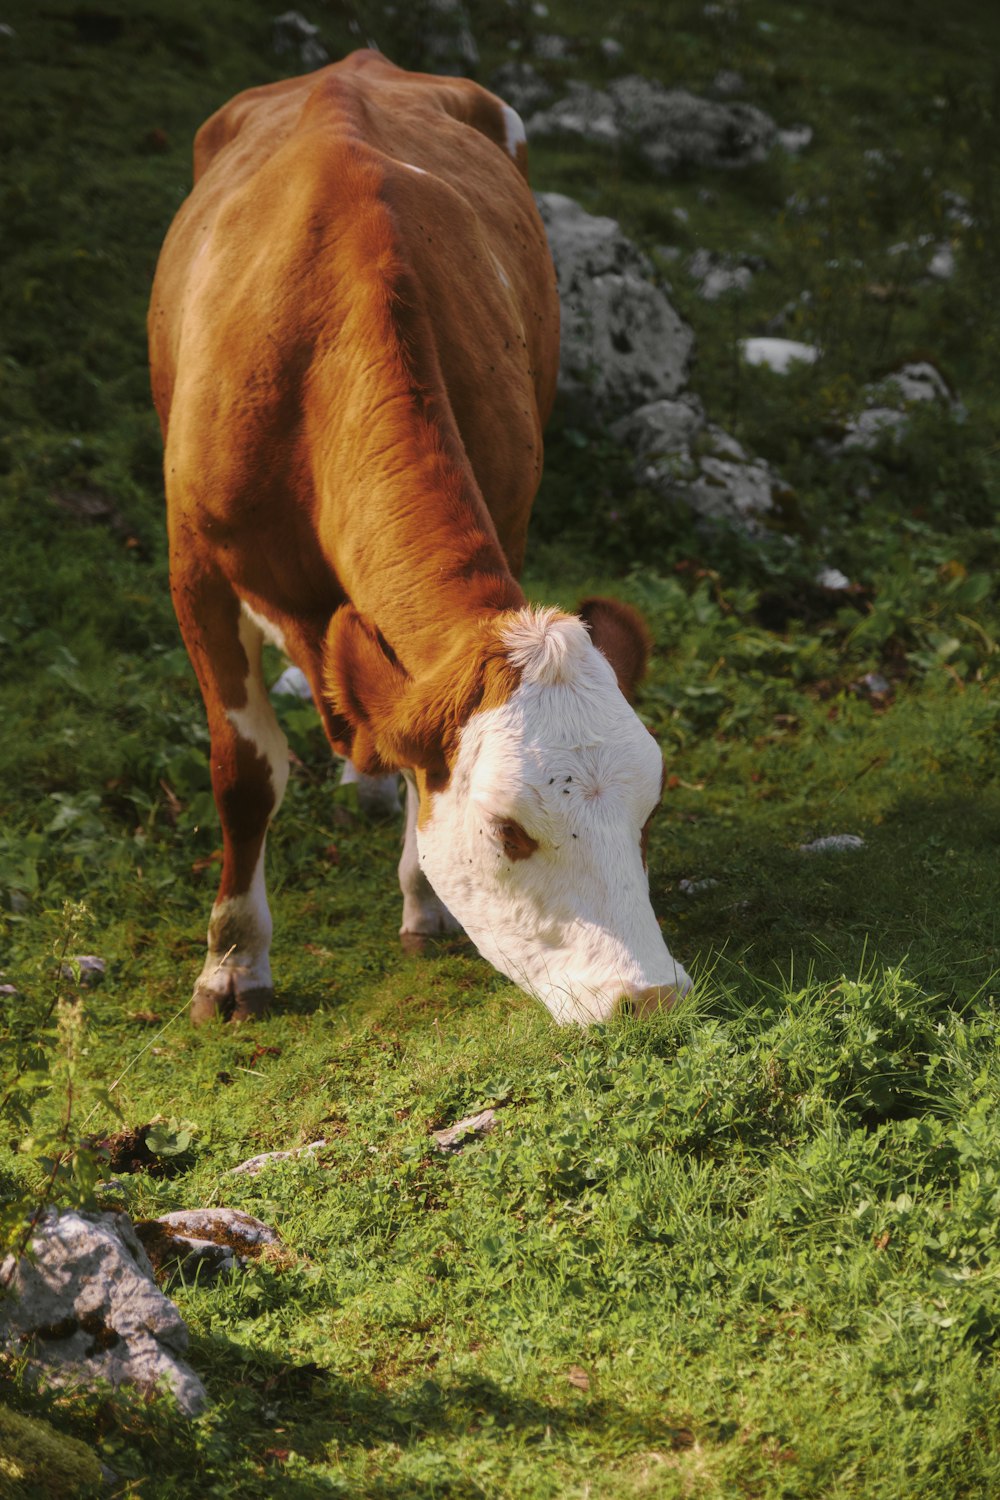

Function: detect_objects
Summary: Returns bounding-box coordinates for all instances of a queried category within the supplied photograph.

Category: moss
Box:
[0,1406,102,1499]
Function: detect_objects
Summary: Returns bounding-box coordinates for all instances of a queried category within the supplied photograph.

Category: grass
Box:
[1,0,1000,1495]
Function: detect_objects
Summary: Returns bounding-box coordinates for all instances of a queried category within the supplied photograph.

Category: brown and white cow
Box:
[148,50,692,1026]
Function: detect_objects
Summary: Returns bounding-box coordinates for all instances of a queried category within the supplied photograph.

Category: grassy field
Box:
[2,0,1000,1494]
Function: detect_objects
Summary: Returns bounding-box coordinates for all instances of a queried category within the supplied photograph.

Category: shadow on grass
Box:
[660,789,1000,1009]
[167,1333,696,1498]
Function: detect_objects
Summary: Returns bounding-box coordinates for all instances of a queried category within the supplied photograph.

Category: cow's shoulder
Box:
[192,51,528,188]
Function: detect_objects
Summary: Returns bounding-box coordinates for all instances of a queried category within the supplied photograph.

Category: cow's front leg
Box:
[339,759,402,817]
[177,581,289,1023]
[398,771,463,953]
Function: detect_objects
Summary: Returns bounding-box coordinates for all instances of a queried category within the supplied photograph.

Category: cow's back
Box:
[149,51,559,604]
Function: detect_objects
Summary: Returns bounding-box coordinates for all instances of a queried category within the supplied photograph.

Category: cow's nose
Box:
[618,983,683,1019]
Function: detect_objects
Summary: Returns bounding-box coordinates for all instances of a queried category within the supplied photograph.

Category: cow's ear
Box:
[578,596,652,703]
[323,606,414,772]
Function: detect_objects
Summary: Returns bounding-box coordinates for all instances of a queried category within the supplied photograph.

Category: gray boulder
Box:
[536,192,693,418]
[612,398,779,526]
[835,361,958,453]
[0,1209,207,1415]
[528,76,777,176]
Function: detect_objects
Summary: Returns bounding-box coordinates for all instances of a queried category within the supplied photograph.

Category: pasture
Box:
[2,0,999,1494]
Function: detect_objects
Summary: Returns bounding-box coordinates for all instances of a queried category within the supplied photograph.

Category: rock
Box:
[271,663,312,699]
[882,362,952,404]
[815,566,851,591]
[838,407,908,451]
[532,32,572,61]
[528,81,621,145]
[431,1109,496,1152]
[832,362,957,454]
[710,68,745,97]
[489,60,553,117]
[926,243,956,281]
[740,337,821,373]
[941,190,974,228]
[799,834,865,854]
[340,759,402,817]
[777,124,813,153]
[612,397,780,526]
[59,954,106,987]
[536,192,694,418]
[528,76,777,176]
[687,249,756,300]
[679,877,719,896]
[0,1405,103,1497]
[228,1138,329,1177]
[0,1209,207,1416]
[135,1208,281,1284]
[272,11,329,71]
[612,395,706,457]
[599,37,624,63]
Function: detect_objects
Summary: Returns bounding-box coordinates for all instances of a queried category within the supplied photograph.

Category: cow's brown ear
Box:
[323,606,414,772]
[578,596,652,703]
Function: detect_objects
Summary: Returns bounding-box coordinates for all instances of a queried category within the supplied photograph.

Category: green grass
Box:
[2,1,1000,1495]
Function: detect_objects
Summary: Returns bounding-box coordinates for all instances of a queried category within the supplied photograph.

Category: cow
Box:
[148,50,693,1027]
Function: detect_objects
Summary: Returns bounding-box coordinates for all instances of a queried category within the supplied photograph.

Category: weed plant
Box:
[1,0,999,1495]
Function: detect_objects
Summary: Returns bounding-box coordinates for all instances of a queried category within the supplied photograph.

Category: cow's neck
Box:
[326,421,526,678]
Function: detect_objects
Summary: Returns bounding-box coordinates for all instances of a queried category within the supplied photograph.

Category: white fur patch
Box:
[240,599,288,655]
[196,849,274,997]
[229,610,290,810]
[500,102,527,159]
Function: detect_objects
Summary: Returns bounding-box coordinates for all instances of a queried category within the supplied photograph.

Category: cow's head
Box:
[325,599,692,1024]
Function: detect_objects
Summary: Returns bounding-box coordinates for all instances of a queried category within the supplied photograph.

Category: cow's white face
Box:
[416,610,692,1024]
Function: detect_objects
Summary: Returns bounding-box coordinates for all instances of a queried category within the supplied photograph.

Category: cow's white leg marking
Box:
[192,605,289,1020]
[500,102,527,159]
[399,771,462,948]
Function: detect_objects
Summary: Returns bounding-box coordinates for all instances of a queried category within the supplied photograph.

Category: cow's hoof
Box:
[190,982,274,1025]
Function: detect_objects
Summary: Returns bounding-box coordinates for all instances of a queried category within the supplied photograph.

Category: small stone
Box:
[777,124,813,153]
[679,877,719,896]
[271,664,312,698]
[740,337,820,373]
[799,834,865,854]
[228,1138,328,1177]
[60,954,106,986]
[815,566,851,591]
[272,10,329,71]
[431,1109,496,1152]
[599,37,624,62]
[926,243,956,281]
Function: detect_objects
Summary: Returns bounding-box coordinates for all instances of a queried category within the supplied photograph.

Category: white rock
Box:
[679,877,719,896]
[599,37,624,62]
[799,834,865,854]
[927,243,956,281]
[778,124,813,153]
[228,1138,329,1177]
[815,566,851,591]
[271,664,312,699]
[740,337,820,373]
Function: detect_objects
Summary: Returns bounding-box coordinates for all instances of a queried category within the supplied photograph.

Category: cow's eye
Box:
[495,818,539,862]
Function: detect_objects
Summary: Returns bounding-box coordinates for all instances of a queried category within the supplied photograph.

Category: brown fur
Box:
[578,597,653,703]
